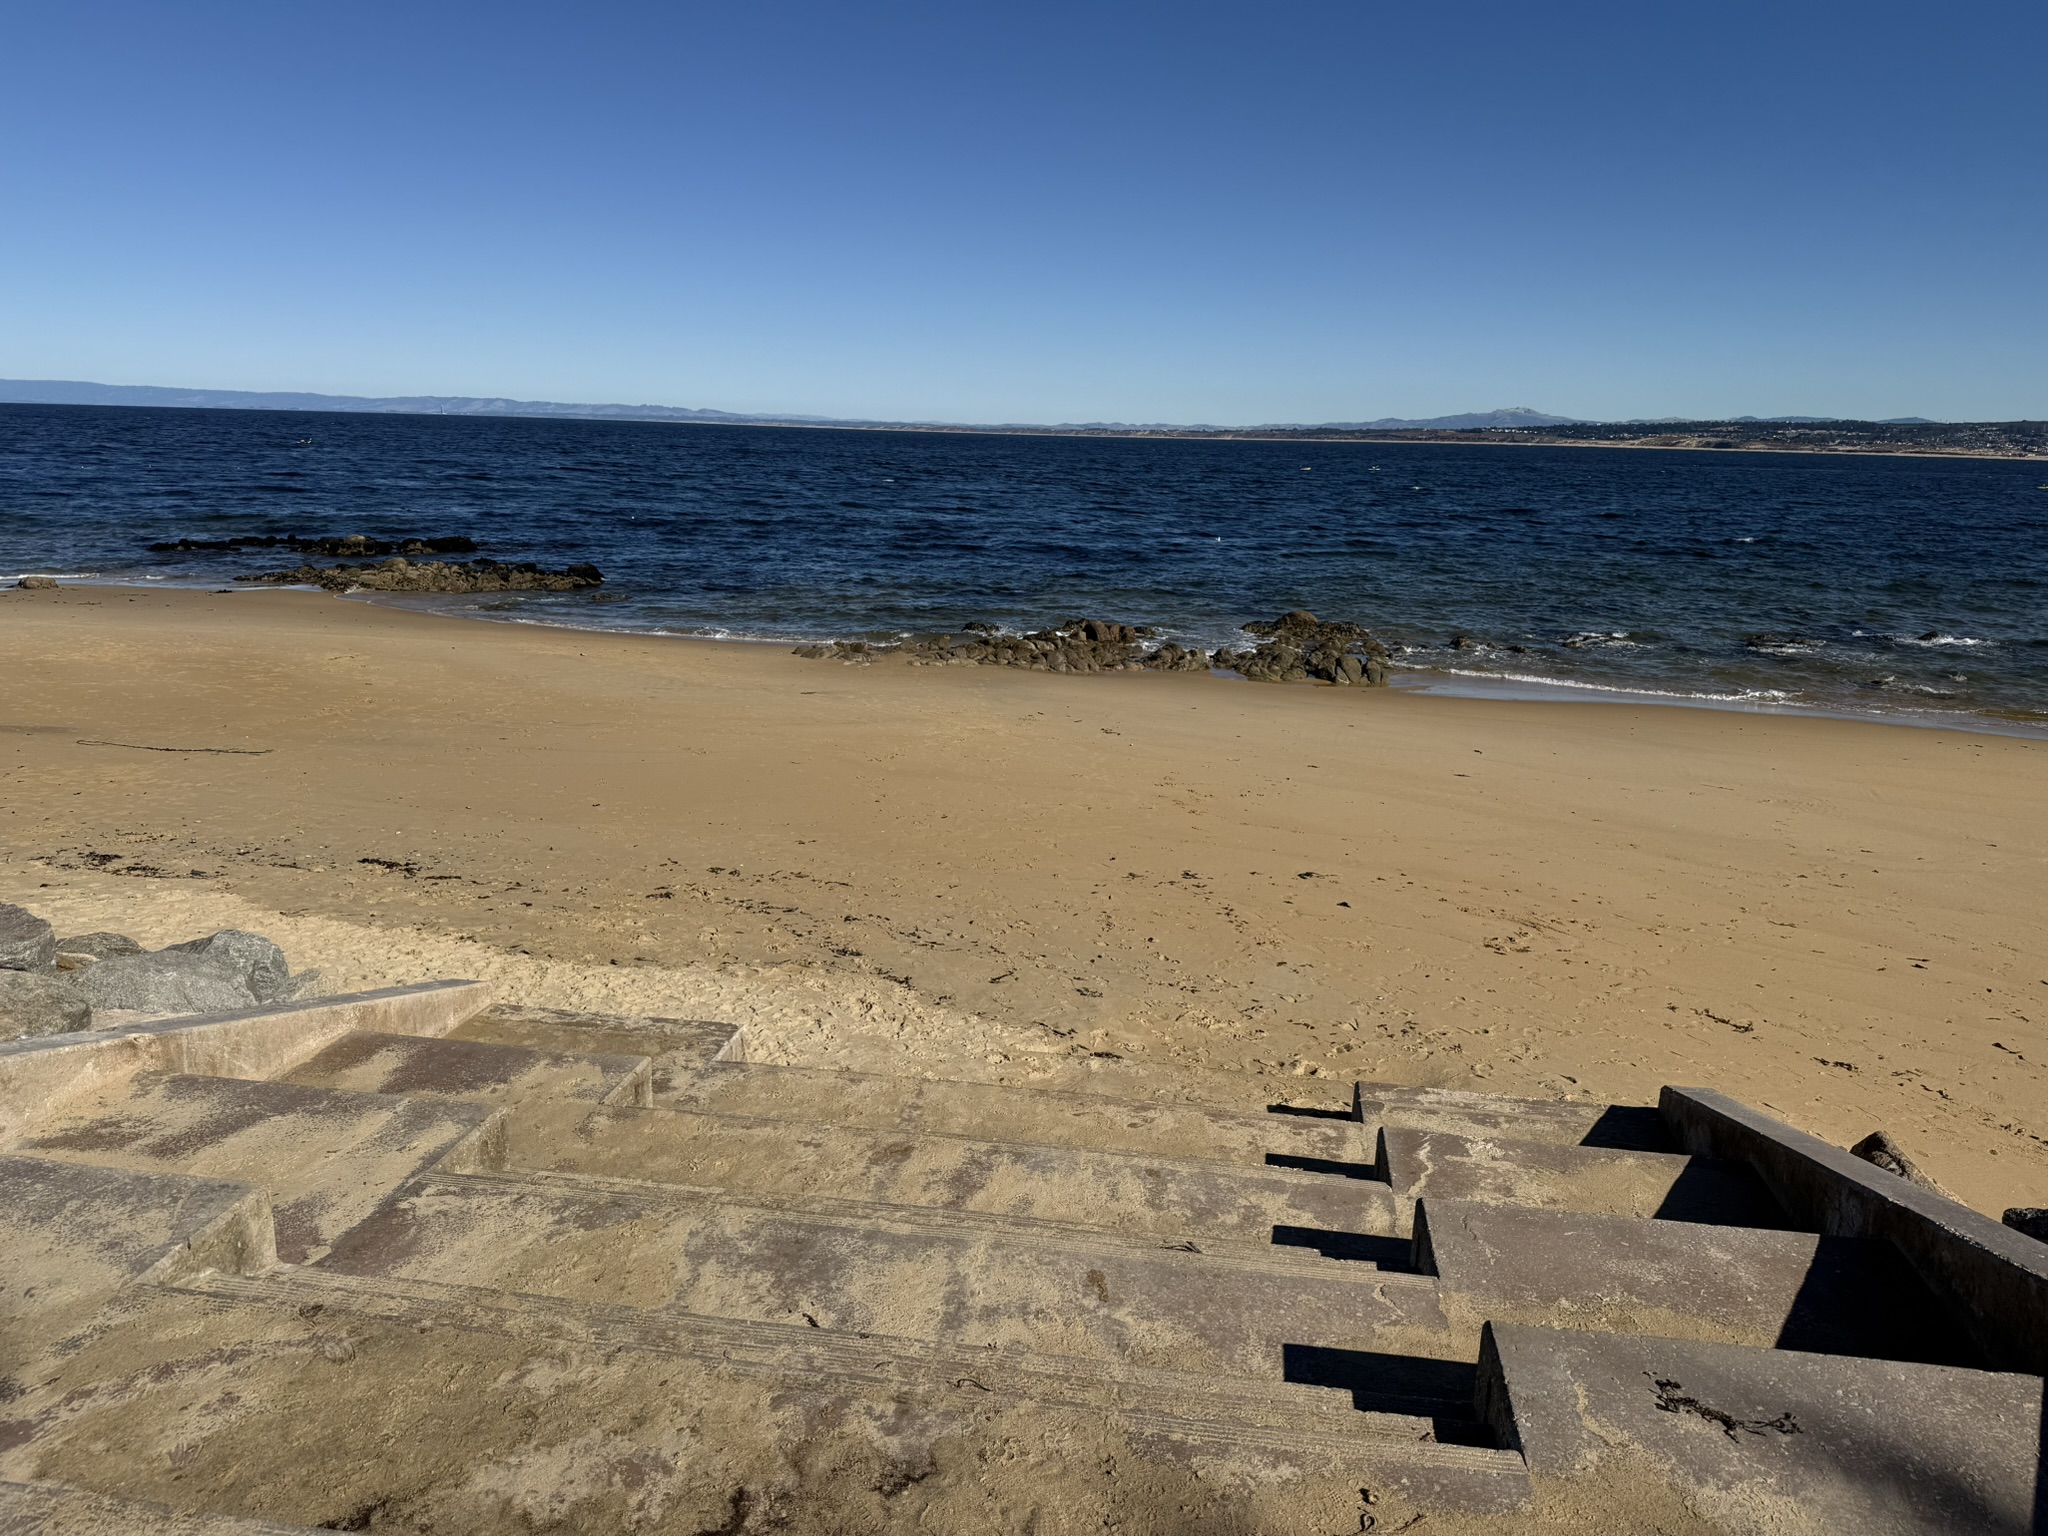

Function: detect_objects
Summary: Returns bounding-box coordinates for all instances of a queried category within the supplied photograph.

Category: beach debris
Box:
[1849,1131,1951,1196]
[0,903,59,973]
[151,533,479,557]
[13,575,59,590]
[0,970,90,1040]
[236,556,603,593]
[2002,1208,2048,1243]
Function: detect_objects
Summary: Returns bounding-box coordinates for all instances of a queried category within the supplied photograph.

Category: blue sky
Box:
[3,1,2042,423]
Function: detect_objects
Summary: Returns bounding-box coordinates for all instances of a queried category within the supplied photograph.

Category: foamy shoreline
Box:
[18,576,2045,740]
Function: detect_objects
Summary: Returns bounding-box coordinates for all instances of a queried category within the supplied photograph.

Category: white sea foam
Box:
[1420,667,1791,703]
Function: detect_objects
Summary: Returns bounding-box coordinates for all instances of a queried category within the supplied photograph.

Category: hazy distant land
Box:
[2,378,2042,458]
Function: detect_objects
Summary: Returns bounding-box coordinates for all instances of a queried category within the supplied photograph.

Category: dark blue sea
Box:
[6,402,2046,733]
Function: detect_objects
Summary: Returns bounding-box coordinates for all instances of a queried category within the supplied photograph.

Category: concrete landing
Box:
[1421,1201,1982,1364]
[0,1156,270,1368]
[1379,1125,1786,1228]
[279,1030,652,1108]
[1483,1323,2045,1535]
[525,1104,1399,1244]
[19,1074,495,1263]
[662,1060,1371,1169]
[320,1168,1456,1380]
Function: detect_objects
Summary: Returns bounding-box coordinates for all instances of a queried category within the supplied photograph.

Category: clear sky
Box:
[3,1,2042,424]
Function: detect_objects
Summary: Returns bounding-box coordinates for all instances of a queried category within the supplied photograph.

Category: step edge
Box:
[408,1166,1432,1281]
[173,1265,1516,1473]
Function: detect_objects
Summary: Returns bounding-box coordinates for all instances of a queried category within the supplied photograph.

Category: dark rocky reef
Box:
[152,533,480,557]
[795,618,1174,674]
[236,557,603,594]
[794,610,1389,685]
[1213,610,1390,685]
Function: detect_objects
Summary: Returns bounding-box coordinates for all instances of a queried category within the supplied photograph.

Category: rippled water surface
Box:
[5,402,2046,730]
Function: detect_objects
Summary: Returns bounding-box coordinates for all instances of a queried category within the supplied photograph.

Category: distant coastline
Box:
[4,378,2043,460]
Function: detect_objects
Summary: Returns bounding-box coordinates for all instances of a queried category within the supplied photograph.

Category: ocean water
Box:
[5,402,2046,732]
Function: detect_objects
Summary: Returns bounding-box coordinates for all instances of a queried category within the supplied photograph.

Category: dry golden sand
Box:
[3,584,2045,1217]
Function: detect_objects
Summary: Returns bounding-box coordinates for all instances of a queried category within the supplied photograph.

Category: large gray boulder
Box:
[164,929,295,1003]
[0,969,90,1040]
[55,932,144,961]
[0,904,57,973]
[75,952,257,1016]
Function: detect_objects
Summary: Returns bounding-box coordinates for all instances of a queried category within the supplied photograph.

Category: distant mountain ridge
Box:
[0,379,1945,431]
[0,378,858,426]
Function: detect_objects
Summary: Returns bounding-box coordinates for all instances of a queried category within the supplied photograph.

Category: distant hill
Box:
[0,381,1592,432]
[0,378,859,427]
[1310,407,1589,430]
[0,380,1953,435]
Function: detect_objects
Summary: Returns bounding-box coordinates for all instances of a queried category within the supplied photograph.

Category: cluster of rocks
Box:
[797,618,1194,675]
[236,556,604,594]
[795,611,1390,686]
[0,903,321,1043]
[1213,610,1391,686]
[151,533,480,557]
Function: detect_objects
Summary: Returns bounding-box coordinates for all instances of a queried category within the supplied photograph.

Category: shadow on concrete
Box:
[1281,1343,1494,1444]
[1776,1238,1985,1368]
[1269,1224,1413,1268]
[1575,1105,1678,1152]
[1266,1102,1356,1121]
[1652,1159,1794,1229]
[1263,1151,1378,1179]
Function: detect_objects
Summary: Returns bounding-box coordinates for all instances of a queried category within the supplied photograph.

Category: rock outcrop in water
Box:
[795,619,1166,673]
[152,533,480,557]
[1214,610,1390,686]
[794,611,1390,685]
[236,557,603,593]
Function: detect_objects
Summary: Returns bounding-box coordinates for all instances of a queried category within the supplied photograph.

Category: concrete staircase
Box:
[0,984,2042,1533]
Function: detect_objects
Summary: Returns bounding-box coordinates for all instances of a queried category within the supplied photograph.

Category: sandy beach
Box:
[3,583,2044,1217]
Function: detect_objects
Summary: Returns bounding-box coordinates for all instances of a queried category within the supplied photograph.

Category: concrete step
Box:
[1481,1323,2043,1535]
[1378,1124,1787,1229]
[1356,1082,1674,1152]
[0,1479,324,1534]
[0,980,491,1146]
[516,1104,1401,1248]
[660,1060,1372,1170]
[0,1156,271,1370]
[735,1036,1360,1119]
[276,1030,653,1108]
[320,1168,1459,1386]
[446,1005,736,1097]
[1421,1201,1983,1365]
[18,1075,497,1264]
[169,1264,1533,1511]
